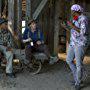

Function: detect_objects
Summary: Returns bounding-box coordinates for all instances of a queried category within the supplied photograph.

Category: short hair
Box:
[28,19,37,26]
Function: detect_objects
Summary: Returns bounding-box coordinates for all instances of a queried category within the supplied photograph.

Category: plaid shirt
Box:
[0,29,13,47]
[70,14,88,46]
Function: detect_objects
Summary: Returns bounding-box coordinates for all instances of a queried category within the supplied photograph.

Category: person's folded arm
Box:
[67,21,80,33]
[61,23,70,31]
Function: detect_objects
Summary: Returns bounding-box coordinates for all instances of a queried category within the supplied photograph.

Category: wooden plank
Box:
[33,0,48,19]
[17,0,22,30]
[8,0,15,31]
[54,0,65,54]
[49,0,55,54]
[0,0,2,17]
[26,0,31,26]
[26,0,31,19]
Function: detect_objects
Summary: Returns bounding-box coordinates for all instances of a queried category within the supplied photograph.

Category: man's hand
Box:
[36,41,42,45]
[23,38,32,43]
[61,22,67,28]
[67,21,74,28]
[27,38,32,41]
[61,22,70,31]
[67,21,80,33]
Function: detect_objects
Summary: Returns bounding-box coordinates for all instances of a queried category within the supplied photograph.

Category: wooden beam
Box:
[54,0,63,54]
[54,8,59,54]
[0,0,2,17]
[8,0,15,31]
[49,0,55,54]
[26,0,31,27]
[17,0,22,31]
[33,0,48,19]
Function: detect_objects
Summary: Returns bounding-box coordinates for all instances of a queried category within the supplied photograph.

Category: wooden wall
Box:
[37,0,55,54]
[0,0,90,54]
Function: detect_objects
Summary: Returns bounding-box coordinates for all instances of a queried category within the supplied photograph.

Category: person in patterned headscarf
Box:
[61,4,89,90]
[0,18,15,78]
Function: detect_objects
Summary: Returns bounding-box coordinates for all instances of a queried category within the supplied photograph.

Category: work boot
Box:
[75,84,81,90]
[6,73,16,78]
[70,81,84,86]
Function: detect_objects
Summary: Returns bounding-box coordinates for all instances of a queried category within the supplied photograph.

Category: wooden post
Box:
[54,0,65,55]
[8,0,15,31]
[33,0,48,20]
[26,0,32,26]
[54,0,59,55]
[0,0,2,17]
[17,0,22,31]
[8,0,22,48]
[48,0,55,54]
[71,0,75,4]
[15,0,22,48]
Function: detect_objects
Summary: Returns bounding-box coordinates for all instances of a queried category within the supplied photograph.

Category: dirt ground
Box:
[0,60,90,90]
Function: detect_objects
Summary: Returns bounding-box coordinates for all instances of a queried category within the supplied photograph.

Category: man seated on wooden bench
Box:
[0,18,15,78]
[23,19,58,64]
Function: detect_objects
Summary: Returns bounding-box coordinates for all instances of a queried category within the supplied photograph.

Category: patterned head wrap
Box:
[71,4,83,12]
